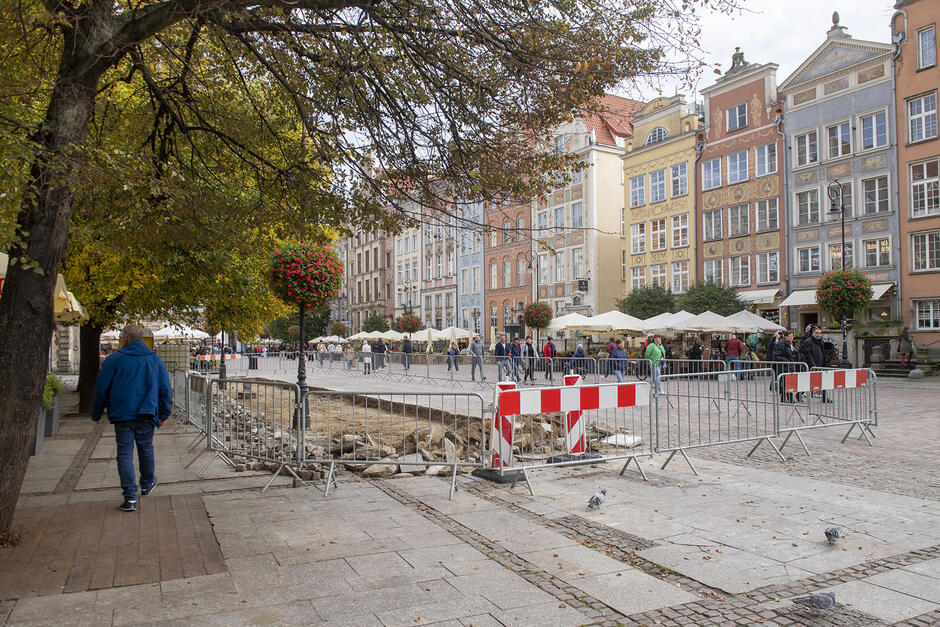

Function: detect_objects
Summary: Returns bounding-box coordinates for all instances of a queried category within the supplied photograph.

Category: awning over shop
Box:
[779,289,817,307]
[737,288,780,305]
[871,283,895,300]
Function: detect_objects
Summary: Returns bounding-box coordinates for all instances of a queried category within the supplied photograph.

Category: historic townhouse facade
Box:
[421,207,458,329]
[392,219,422,321]
[347,228,393,332]
[622,96,701,298]
[777,15,900,331]
[893,0,940,346]
[456,201,485,335]
[483,197,532,344]
[328,239,350,327]
[698,54,787,323]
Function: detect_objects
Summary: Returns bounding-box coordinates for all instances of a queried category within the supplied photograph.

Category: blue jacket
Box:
[609,347,628,369]
[93,340,173,425]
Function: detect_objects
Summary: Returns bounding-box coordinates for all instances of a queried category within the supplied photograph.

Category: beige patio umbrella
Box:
[544,312,593,333]
[672,311,755,335]
[727,310,786,332]
[1,252,88,323]
[579,310,645,334]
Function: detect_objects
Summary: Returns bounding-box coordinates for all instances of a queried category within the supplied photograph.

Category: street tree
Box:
[676,280,745,316]
[617,285,676,320]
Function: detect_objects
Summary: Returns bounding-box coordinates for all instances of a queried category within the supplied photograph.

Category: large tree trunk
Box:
[0,45,104,533]
[78,323,104,414]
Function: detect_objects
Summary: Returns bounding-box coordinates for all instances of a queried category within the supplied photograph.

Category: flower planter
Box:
[44,395,62,437]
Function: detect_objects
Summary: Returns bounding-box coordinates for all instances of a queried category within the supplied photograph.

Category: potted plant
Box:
[43,373,65,437]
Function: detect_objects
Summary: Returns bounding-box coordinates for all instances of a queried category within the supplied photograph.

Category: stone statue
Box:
[730,47,747,71]
[832,11,840,26]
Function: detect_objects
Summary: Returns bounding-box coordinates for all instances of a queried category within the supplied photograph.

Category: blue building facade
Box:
[456,200,485,335]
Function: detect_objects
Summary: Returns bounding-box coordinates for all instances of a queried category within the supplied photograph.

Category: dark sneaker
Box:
[120,499,137,512]
[141,481,157,497]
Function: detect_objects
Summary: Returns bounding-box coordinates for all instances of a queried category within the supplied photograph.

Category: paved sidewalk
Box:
[1,376,938,626]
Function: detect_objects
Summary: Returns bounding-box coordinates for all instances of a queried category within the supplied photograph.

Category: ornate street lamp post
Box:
[827,180,852,368]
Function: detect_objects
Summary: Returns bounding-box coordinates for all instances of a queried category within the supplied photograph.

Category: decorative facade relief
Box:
[795,171,817,185]
[861,154,887,171]
[756,232,780,250]
[823,77,849,95]
[862,219,889,233]
[857,64,885,83]
[826,163,851,178]
[796,229,819,242]
[793,88,817,105]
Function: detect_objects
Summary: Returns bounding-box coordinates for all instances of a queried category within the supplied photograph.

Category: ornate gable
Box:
[796,45,884,85]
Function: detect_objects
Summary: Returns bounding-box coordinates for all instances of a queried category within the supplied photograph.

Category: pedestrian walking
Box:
[509,338,522,381]
[898,327,915,367]
[344,344,355,370]
[604,337,616,378]
[361,340,373,374]
[610,340,628,383]
[373,339,387,369]
[543,337,557,381]
[522,336,537,383]
[469,335,486,381]
[799,325,832,402]
[725,334,745,375]
[402,334,412,371]
[494,335,511,380]
[446,342,460,372]
[92,324,172,512]
[772,331,799,403]
[568,344,587,375]
[644,334,665,394]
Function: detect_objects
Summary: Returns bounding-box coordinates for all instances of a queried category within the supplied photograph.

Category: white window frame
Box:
[630,266,646,290]
[554,254,564,282]
[727,103,747,132]
[620,207,626,238]
[914,299,940,330]
[918,25,936,70]
[728,203,749,237]
[671,260,689,294]
[728,255,750,287]
[650,263,667,288]
[912,230,940,272]
[794,130,818,167]
[756,198,779,232]
[630,175,645,207]
[671,213,689,248]
[826,120,852,159]
[827,181,854,220]
[621,250,627,280]
[862,236,891,268]
[908,92,938,143]
[702,158,721,190]
[650,218,667,252]
[861,175,891,215]
[828,241,855,271]
[571,202,583,229]
[630,222,646,255]
[727,150,749,184]
[646,127,669,146]
[859,109,889,151]
[650,169,666,203]
[755,142,777,177]
[703,259,723,285]
[671,162,688,197]
[572,247,583,278]
[911,159,940,219]
[796,246,819,273]
[796,189,820,226]
[703,209,722,241]
[756,251,779,285]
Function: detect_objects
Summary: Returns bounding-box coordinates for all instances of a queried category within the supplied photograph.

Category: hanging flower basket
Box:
[329,321,348,337]
[268,242,344,310]
[816,270,873,322]
[523,301,553,330]
[398,312,422,334]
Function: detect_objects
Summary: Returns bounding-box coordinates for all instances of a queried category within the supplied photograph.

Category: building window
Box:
[412,260,418,282]
[620,207,626,238]
[538,253,549,283]
[911,159,939,218]
[447,251,455,275]
[554,206,565,233]
[671,260,689,294]
[795,130,818,167]
[860,110,888,150]
[490,306,498,330]
[912,231,940,271]
[516,219,524,238]
[797,189,820,225]
[646,127,669,145]
[863,237,891,268]
[918,25,936,70]
[436,254,443,277]
[650,263,667,288]
[630,175,645,207]
[503,305,511,326]
[630,222,646,254]
[797,246,821,273]
[490,263,497,289]
[703,259,723,284]
[727,103,747,132]
[650,218,667,251]
[757,252,779,284]
[650,169,666,203]
[728,203,749,237]
[398,264,403,284]
[517,259,526,287]
[728,255,750,287]
[461,268,469,293]
[498,260,510,288]
[630,266,646,290]
[727,150,748,184]
[671,213,689,247]
[671,162,688,197]
[828,241,854,271]
[908,92,938,143]
[756,198,778,232]
[472,266,480,293]
[862,176,890,214]
[503,221,512,243]
[537,211,548,236]
[554,255,565,282]
[572,248,583,278]
[571,202,583,229]
[827,121,852,159]
[621,251,627,280]
[703,209,722,241]
[702,158,721,190]
[915,300,940,330]
[828,181,854,218]
[755,142,777,177]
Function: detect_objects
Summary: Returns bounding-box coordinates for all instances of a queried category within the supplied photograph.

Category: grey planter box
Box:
[32,408,44,456]
[43,395,61,437]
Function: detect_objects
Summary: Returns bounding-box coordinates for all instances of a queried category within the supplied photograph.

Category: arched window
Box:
[572,295,582,306]
[646,127,669,146]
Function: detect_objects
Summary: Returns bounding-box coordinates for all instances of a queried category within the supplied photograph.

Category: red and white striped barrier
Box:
[488,381,517,469]
[563,374,586,454]
[497,381,650,417]
[783,368,869,393]
[195,354,239,361]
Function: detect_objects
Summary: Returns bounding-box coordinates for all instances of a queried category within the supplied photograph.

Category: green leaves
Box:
[816,270,874,322]
[676,280,744,316]
[617,285,676,320]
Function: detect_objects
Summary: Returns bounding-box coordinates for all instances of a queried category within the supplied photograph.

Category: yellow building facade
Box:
[622,96,702,297]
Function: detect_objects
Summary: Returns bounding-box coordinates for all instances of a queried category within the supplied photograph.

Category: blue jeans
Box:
[613,369,624,383]
[114,418,156,501]
[727,355,741,370]
[653,364,663,393]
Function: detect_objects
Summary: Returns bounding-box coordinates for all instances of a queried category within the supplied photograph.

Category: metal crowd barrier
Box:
[596,357,654,383]
[654,368,778,475]
[304,390,487,498]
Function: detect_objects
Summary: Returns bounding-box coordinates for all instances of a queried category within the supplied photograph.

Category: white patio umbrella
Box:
[579,310,645,334]
[672,311,755,335]
[378,329,404,342]
[544,312,593,333]
[100,329,121,341]
[439,326,471,344]
[347,332,367,341]
[1,252,87,323]
[727,310,786,332]
[409,328,442,344]
[153,324,209,340]
[671,310,695,324]
[325,334,349,344]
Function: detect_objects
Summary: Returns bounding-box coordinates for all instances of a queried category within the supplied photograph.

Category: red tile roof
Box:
[579,94,646,145]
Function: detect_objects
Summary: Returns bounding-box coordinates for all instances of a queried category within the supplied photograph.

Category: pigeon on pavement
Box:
[825,527,841,544]
[587,490,607,509]
[792,592,835,611]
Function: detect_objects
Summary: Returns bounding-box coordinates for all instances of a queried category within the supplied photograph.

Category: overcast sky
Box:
[640,0,898,102]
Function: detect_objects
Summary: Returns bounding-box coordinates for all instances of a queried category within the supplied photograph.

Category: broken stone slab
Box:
[392,473,414,478]
[362,459,399,477]
[398,453,428,473]
[425,464,451,476]
[600,433,643,448]
[909,368,925,379]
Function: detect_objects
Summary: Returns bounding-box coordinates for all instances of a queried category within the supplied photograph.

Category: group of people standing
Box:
[490,335,557,382]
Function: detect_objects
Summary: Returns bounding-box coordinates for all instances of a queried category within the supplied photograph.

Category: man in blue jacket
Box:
[93,324,173,512]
